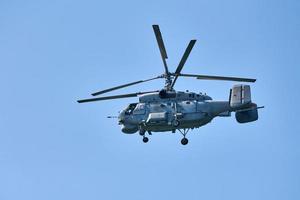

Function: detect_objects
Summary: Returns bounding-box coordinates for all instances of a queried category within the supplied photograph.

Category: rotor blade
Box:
[152,25,168,59]
[175,40,197,74]
[91,76,161,96]
[78,91,159,103]
[177,73,256,82]
[171,40,196,88]
[152,25,169,74]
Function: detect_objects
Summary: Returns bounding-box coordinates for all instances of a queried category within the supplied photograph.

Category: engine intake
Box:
[159,89,176,99]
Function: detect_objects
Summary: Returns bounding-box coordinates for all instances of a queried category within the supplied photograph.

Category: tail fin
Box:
[229,84,251,108]
[230,84,259,123]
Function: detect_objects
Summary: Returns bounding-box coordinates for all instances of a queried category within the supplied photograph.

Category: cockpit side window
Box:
[133,103,146,115]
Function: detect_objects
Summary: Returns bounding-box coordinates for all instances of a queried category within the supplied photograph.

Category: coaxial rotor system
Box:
[78,25,255,103]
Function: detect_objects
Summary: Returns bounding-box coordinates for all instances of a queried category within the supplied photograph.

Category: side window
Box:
[133,103,146,115]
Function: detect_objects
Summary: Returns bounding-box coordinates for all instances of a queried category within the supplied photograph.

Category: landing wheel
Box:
[181,138,188,145]
[143,137,149,143]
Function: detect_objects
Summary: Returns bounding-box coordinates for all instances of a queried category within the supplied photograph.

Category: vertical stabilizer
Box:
[230,84,260,123]
[230,85,251,108]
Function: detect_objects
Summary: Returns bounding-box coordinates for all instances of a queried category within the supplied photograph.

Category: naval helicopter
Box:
[78,25,263,145]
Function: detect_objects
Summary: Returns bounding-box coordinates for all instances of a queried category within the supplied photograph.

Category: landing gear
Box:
[139,129,146,136]
[181,138,188,145]
[143,136,149,143]
[178,128,190,145]
[140,127,149,143]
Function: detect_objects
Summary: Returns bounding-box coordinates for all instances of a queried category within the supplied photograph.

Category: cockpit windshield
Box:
[125,103,137,115]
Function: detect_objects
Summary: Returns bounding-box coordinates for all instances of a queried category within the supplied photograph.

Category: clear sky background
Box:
[0,0,299,199]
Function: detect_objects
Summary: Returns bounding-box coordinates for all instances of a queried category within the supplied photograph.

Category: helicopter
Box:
[78,25,263,145]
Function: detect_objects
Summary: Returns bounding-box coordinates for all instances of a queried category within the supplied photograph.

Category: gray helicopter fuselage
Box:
[118,91,232,134]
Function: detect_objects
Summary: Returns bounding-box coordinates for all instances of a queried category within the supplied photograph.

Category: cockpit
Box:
[124,103,137,115]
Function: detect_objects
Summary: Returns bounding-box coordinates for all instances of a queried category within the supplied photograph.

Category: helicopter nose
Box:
[118,111,125,124]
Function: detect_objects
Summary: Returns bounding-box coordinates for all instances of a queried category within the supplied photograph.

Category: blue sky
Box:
[0,0,299,199]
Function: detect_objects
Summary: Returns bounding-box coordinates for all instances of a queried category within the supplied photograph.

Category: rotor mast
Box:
[163,72,172,91]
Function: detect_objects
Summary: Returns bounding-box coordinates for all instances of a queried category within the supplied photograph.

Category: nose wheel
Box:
[143,136,149,143]
[140,128,150,143]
